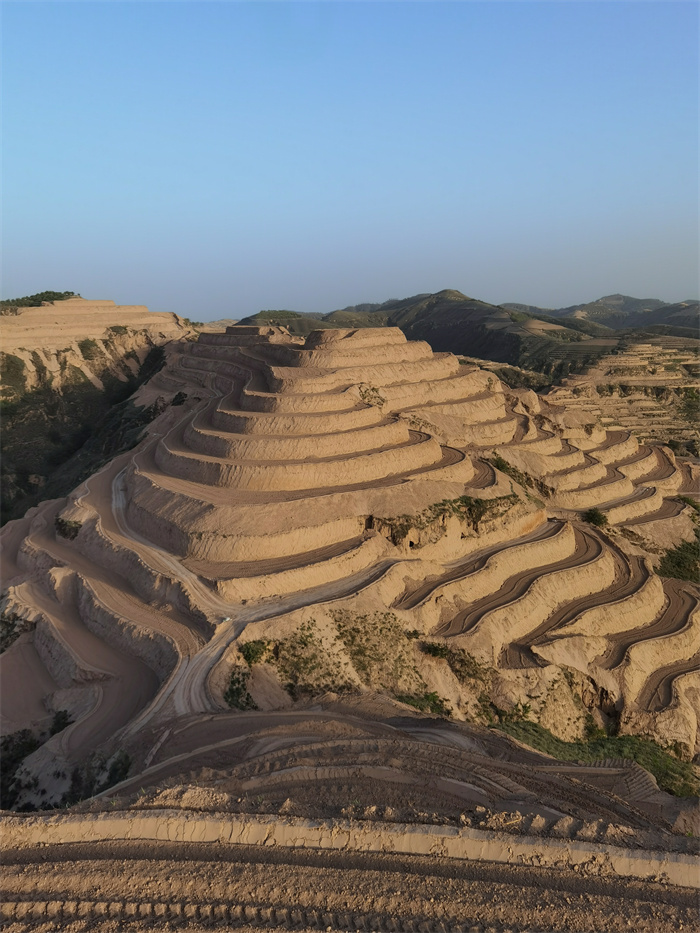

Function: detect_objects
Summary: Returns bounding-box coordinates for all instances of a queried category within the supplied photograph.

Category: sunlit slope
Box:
[1,324,698,814]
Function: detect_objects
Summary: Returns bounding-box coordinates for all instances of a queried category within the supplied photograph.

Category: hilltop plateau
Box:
[0,296,195,523]
[1,321,698,930]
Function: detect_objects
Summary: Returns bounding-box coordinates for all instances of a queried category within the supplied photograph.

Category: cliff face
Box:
[0,299,194,523]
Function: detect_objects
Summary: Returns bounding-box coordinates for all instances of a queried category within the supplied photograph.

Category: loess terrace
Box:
[1,324,698,925]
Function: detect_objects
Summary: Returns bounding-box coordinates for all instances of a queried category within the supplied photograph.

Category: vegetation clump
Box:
[496,719,699,797]
[239,639,271,667]
[582,507,609,527]
[0,608,30,653]
[358,384,386,407]
[420,641,491,686]
[0,730,41,808]
[77,338,101,361]
[680,388,699,425]
[657,530,700,583]
[224,668,257,710]
[377,493,516,546]
[395,691,452,717]
[0,353,27,397]
[488,454,551,498]
[62,750,132,806]
[0,291,77,315]
[55,516,82,540]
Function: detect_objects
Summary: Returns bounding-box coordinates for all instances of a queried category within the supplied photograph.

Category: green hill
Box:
[320,290,620,379]
[523,294,699,332]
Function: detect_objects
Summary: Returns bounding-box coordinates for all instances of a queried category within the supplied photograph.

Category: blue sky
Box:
[2,1,698,318]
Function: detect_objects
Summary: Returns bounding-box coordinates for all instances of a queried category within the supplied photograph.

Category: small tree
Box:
[583,507,608,527]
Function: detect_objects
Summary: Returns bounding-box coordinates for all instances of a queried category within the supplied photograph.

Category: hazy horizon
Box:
[3,1,698,320]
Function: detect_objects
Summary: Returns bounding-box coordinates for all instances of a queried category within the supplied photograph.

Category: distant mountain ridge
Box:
[235,289,698,380]
[505,293,699,332]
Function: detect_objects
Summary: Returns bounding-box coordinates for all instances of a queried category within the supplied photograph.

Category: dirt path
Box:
[621,497,687,525]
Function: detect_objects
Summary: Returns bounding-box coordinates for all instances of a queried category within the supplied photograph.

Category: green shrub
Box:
[657,530,700,582]
[49,710,72,735]
[420,642,490,685]
[224,668,257,710]
[0,291,76,315]
[497,720,699,797]
[239,640,270,666]
[101,750,131,789]
[0,729,41,808]
[583,507,608,527]
[55,516,82,540]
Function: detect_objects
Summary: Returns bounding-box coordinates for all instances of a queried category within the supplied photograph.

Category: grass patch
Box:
[488,455,551,498]
[420,641,491,686]
[275,620,353,700]
[396,692,452,717]
[77,338,101,361]
[332,610,421,693]
[657,530,700,583]
[497,720,699,797]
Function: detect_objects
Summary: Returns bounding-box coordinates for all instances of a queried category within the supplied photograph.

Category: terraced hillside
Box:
[547,339,700,452]
[1,296,194,523]
[1,325,698,926]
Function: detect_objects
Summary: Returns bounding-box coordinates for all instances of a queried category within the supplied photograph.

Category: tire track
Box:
[637,650,700,712]
[435,526,601,638]
[601,580,699,670]
[503,530,648,668]
[394,520,563,611]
